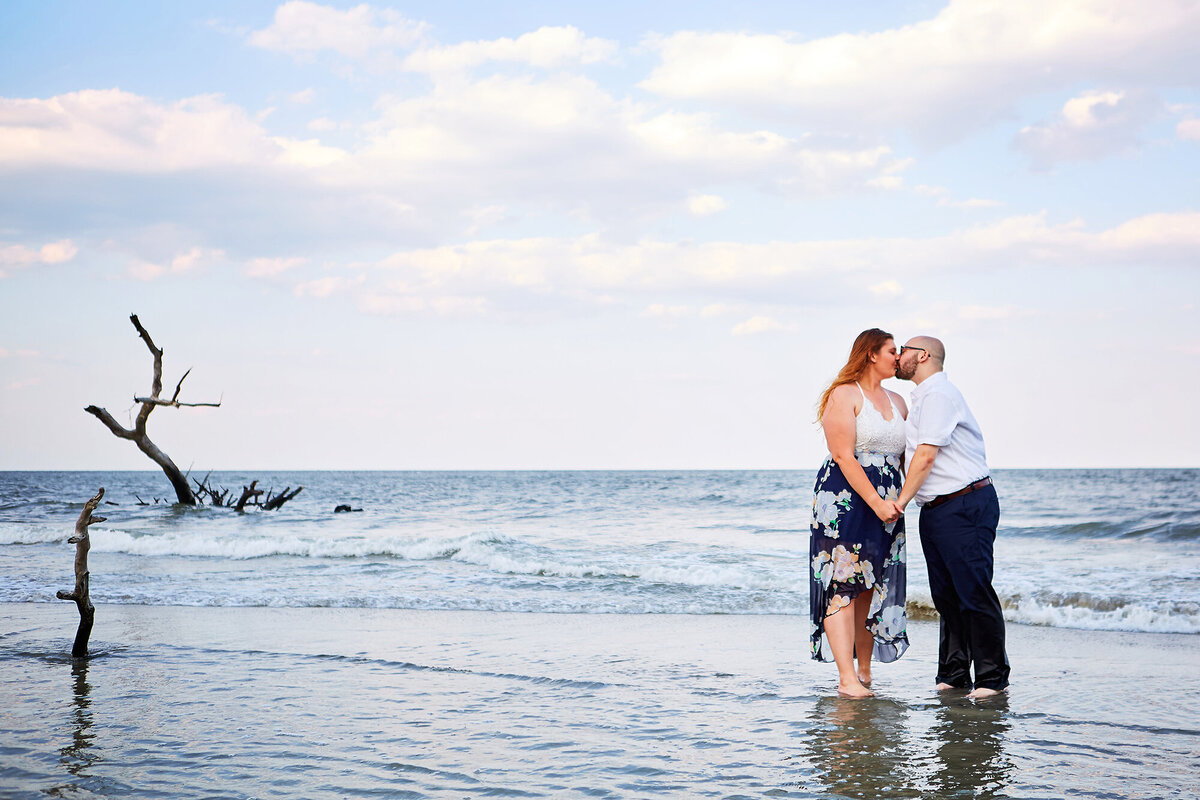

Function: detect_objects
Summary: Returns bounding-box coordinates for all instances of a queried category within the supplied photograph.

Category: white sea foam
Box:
[1004,595,1200,634]
[33,527,797,593]
[0,524,69,545]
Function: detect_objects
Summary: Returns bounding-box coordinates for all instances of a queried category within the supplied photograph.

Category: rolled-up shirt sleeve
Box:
[915,392,959,447]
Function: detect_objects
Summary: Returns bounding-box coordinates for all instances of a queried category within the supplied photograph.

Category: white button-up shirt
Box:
[905,372,991,506]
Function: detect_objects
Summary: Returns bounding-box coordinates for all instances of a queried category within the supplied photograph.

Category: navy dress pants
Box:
[918,484,1010,691]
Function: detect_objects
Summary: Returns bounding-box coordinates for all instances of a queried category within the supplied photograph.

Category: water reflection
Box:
[923,693,1012,799]
[46,658,102,797]
[790,693,1013,799]
[798,696,923,799]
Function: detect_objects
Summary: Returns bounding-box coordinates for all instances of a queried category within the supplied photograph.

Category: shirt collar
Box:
[911,371,947,400]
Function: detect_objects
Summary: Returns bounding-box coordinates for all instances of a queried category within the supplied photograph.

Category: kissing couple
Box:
[808,328,1010,700]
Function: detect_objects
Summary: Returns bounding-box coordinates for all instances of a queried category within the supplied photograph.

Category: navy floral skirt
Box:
[809,453,909,663]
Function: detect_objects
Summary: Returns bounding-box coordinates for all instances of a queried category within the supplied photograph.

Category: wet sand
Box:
[2,602,1197,799]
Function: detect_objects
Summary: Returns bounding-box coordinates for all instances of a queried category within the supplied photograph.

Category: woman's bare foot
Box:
[837,681,875,698]
[857,672,872,687]
[967,687,1003,699]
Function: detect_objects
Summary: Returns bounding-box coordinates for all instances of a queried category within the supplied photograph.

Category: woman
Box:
[811,328,909,698]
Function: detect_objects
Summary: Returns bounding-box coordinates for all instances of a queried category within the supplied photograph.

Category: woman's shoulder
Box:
[830,382,860,399]
[826,382,861,409]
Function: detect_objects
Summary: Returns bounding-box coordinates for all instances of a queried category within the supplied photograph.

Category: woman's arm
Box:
[823,385,900,523]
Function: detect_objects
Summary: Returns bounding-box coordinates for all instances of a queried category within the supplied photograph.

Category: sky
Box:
[1,0,1198,470]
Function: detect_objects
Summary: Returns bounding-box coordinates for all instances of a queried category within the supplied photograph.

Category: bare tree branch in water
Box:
[262,486,303,510]
[84,315,218,505]
[83,315,303,511]
[235,480,264,512]
[56,488,105,658]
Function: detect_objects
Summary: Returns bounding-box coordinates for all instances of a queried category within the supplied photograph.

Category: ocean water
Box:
[1,469,1198,633]
[3,470,1200,799]
[3,605,1198,800]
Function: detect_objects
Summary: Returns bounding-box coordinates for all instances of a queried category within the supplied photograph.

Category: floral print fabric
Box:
[810,452,909,663]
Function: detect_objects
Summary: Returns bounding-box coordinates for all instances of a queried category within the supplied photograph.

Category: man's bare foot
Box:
[837,681,875,698]
[934,682,957,691]
[967,687,1004,699]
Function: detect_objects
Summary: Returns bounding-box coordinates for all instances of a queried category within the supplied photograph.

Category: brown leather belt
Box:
[926,477,992,509]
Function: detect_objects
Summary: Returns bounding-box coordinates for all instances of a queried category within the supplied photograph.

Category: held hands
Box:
[872,499,904,524]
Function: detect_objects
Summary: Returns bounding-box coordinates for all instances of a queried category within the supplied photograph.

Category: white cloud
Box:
[867,175,904,190]
[272,135,348,167]
[289,88,315,104]
[642,303,691,318]
[403,26,616,73]
[700,304,735,318]
[640,0,1200,140]
[0,89,287,171]
[732,316,793,336]
[957,304,1017,321]
[294,274,363,297]
[248,1,426,62]
[246,256,308,277]
[359,287,487,316]
[126,246,225,281]
[686,194,727,216]
[127,260,164,281]
[0,239,77,277]
[940,197,1003,209]
[328,210,1200,317]
[868,280,903,298]
[1015,89,1163,167]
[0,79,902,247]
[349,74,904,219]
[171,246,224,273]
[1178,118,1200,140]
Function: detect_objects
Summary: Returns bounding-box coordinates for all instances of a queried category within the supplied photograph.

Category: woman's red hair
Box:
[816,328,893,420]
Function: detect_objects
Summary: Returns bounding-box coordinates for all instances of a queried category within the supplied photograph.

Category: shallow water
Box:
[2,604,1197,799]
[2,470,1199,633]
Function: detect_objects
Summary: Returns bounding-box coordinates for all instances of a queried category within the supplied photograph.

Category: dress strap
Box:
[854,382,867,401]
[885,391,900,415]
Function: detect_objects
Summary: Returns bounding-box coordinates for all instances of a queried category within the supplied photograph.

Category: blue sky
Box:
[2,0,1198,469]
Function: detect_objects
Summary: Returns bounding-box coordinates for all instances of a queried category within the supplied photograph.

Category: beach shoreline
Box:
[3,601,1198,798]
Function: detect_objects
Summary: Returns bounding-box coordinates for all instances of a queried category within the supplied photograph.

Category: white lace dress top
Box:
[853,382,906,456]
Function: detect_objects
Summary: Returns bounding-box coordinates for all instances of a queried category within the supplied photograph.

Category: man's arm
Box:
[898,444,939,510]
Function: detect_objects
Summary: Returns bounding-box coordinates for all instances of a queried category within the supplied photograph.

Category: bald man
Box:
[895,336,1009,699]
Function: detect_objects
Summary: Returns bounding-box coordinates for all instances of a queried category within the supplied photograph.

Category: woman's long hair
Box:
[816,328,893,421]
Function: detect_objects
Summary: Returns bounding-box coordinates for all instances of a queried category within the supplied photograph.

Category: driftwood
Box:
[191,475,297,512]
[56,488,105,658]
[85,315,303,512]
[263,486,303,511]
[235,481,264,512]
[85,315,220,505]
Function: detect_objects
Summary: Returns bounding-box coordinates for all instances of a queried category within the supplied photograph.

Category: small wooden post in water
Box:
[57,488,106,658]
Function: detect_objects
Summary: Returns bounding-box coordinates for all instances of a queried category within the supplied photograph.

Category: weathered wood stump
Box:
[56,488,105,658]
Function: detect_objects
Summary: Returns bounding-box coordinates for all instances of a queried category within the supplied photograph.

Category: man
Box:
[895,336,1009,699]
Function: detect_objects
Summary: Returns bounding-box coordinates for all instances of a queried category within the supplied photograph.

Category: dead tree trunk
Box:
[56,488,106,658]
[262,486,303,510]
[235,480,263,512]
[84,315,220,505]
